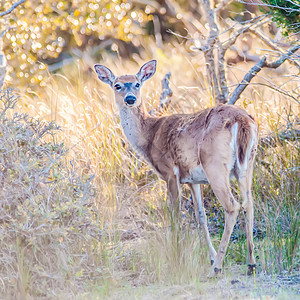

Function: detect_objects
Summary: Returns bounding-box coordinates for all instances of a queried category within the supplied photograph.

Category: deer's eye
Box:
[114,84,122,91]
[135,83,140,88]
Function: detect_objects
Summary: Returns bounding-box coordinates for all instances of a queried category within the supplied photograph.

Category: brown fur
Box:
[117,75,138,83]
[133,104,256,181]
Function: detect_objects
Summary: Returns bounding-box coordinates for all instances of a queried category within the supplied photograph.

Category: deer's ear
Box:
[136,60,157,84]
[94,64,116,87]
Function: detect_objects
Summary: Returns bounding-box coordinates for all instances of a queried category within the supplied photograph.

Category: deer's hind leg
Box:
[237,152,257,275]
[202,162,240,277]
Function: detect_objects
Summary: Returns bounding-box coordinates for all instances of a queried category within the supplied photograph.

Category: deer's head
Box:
[94,60,157,108]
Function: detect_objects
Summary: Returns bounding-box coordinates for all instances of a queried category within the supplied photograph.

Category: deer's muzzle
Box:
[124,94,136,106]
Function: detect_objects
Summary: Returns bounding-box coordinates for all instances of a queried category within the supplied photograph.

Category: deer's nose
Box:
[124,95,136,106]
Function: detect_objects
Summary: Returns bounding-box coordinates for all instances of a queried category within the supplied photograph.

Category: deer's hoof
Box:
[207,267,222,278]
[247,264,256,276]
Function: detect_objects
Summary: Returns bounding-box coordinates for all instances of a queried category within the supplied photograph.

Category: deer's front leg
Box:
[166,167,182,219]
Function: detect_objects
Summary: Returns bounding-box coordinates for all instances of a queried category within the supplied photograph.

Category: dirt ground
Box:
[80,268,300,300]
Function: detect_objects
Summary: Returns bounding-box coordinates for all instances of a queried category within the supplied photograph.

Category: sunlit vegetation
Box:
[261,0,300,35]
[2,1,157,86]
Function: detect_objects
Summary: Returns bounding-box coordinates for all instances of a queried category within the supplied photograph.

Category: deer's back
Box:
[146,104,257,182]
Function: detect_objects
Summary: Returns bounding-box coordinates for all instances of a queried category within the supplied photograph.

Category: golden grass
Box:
[1,41,299,298]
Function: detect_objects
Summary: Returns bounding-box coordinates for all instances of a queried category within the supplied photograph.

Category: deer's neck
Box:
[118,104,154,158]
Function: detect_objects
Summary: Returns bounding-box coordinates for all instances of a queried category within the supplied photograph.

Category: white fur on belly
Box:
[180,165,209,184]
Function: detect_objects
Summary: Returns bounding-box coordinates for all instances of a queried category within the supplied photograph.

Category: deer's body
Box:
[120,104,256,184]
[94,60,258,277]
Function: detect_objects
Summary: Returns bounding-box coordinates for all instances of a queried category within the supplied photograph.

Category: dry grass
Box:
[0,41,299,299]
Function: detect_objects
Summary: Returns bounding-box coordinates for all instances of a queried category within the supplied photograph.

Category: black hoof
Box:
[214,267,221,275]
[247,264,256,276]
[208,267,222,278]
[210,260,214,266]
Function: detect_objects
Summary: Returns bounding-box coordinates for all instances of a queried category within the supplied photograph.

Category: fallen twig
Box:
[259,128,300,148]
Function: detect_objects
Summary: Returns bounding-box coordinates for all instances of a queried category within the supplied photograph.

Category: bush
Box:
[261,0,300,35]
[0,89,100,298]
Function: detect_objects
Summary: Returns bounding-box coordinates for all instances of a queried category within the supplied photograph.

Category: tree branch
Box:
[238,0,300,13]
[220,15,270,50]
[215,0,234,14]
[200,0,225,103]
[215,15,268,103]
[244,82,300,104]
[264,44,300,68]
[229,56,267,105]
[218,45,229,101]
[259,128,300,148]
[249,27,300,69]
[228,44,300,104]
[0,0,26,17]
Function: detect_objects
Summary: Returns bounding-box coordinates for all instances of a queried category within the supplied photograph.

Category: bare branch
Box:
[190,3,271,105]
[265,44,300,68]
[245,82,300,104]
[229,57,267,105]
[228,44,300,104]
[221,15,270,50]
[218,46,229,101]
[215,24,253,102]
[249,27,300,69]
[0,0,26,17]
[215,0,234,14]
[238,0,300,13]
[215,15,269,102]
[199,0,224,103]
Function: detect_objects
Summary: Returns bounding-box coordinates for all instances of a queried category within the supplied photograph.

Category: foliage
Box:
[253,141,300,273]
[260,0,300,35]
[0,89,100,298]
[1,0,153,86]
[1,0,196,88]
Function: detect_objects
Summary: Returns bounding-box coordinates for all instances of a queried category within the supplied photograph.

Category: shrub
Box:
[261,0,300,35]
[0,89,100,298]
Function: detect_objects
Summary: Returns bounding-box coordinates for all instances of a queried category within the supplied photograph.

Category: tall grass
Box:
[1,41,299,298]
[254,141,299,273]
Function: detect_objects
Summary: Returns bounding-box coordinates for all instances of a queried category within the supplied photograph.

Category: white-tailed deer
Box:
[94,60,258,277]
